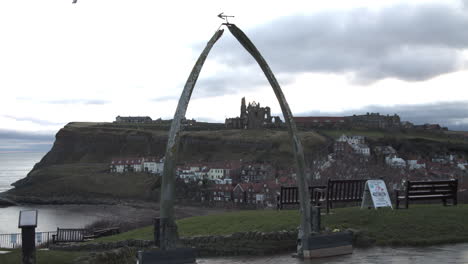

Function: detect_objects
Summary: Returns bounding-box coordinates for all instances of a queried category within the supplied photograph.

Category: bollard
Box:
[311,206,321,233]
[21,227,36,264]
[154,218,161,248]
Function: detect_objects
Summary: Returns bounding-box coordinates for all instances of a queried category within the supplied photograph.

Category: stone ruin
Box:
[225,97,283,129]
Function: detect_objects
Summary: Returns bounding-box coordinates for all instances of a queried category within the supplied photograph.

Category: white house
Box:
[110,158,143,172]
[337,134,370,156]
[386,156,406,168]
[337,135,365,145]
[407,160,426,170]
[457,163,466,170]
[179,172,197,183]
[350,144,371,156]
[143,157,164,174]
[110,159,125,173]
[207,167,225,181]
[214,178,232,185]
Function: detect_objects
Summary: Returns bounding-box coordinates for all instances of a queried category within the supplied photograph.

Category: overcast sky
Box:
[1,0,468,151]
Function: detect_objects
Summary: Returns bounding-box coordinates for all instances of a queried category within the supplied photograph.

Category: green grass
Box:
[90,204,468,246]
[2,205,468,263]
[0,249,85,264]
[8,163,160,200]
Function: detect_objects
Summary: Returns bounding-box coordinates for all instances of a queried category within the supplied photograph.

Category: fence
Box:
[0,231,56,249]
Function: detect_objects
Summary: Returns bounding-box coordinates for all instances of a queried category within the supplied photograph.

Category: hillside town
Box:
[110,133,468,208]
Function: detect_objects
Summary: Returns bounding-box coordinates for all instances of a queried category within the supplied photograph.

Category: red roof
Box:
[111,158,143,165]
[143,156,164,162]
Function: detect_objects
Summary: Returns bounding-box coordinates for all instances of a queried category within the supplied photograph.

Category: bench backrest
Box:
[327,179,368,202]
[56,228,85,242]
[279,185,327,205]
[407,179,458,197]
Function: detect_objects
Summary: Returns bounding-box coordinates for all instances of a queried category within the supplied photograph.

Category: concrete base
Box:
[304,245,353,258]
[303,232,353,259]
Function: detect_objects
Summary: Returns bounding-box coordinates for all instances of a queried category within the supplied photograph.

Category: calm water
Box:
[0,152,45,193]
[0,152,106,234]
[0,205,115,233]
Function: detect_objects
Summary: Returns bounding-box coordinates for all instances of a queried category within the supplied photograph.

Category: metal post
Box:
[21,227,36,264]
[154,218,160,248]
[311,206,321,233]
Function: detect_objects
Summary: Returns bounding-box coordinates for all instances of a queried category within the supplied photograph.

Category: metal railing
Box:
[0,231,56,249]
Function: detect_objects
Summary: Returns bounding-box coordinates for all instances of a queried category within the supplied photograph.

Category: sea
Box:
[0,152,105,234]
[0,152,44,193]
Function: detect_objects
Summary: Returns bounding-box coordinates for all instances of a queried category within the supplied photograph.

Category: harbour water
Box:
[0,204,117,234]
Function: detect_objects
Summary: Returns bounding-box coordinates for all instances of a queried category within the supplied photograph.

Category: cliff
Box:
[6,122,327,203]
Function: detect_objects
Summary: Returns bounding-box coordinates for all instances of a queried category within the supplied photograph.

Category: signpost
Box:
[19,210,38,264]
[361,180,393,209]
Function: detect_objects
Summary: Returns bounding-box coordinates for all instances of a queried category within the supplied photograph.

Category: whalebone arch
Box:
[159,23,312,251]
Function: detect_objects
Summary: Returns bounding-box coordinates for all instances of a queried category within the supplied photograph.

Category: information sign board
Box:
[361,180,392,209]
[18,210,38,228]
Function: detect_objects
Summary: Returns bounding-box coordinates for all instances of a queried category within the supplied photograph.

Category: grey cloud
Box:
[0,129,55,141]
[202,3,468,85]
[3,115,64,126]
[194,68,265,98]
[151,95,180,102]
[0,129,54,152]
[188,33,297,98]
[46,99,109,105]
[297,101,468,131]
[0,139,52,152]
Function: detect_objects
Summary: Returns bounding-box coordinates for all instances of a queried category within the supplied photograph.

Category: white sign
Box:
[361,180,393,209]
[36,232,42,243]
[18,210,38,228]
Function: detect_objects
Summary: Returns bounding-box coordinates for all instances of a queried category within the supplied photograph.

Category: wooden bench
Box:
[277,185,326,210]
[326,179,368,214]
[52,228,86,244]
[395,179,458,209]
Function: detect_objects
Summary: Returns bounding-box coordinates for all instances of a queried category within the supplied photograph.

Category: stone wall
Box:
[50,231,298,257]
[180,230,298,256]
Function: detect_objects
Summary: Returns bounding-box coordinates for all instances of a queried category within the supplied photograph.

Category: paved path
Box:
[198,243,468,264]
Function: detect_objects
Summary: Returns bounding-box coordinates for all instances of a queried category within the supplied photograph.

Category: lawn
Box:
[2,204,468,263]
[90,204,468,246]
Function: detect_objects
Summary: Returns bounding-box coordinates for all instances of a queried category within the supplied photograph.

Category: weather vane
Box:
[217,12,234,24]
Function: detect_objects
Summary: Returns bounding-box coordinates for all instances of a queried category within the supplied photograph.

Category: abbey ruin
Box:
[223,97,446,131]
[225,97,283,129]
